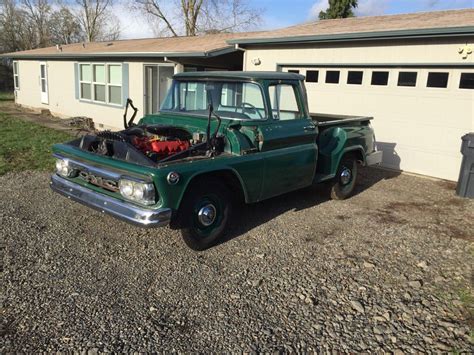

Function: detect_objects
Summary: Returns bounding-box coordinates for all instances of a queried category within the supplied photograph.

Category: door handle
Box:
[304,125,316,131]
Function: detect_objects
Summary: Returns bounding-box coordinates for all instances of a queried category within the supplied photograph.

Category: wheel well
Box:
[183,170,246,205]
[344,149,364,164]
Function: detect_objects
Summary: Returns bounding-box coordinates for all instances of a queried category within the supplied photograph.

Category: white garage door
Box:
[282,65,474,181]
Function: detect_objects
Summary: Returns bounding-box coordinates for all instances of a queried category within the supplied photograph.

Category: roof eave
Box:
[228,26,474,46]
[1,46,237,60]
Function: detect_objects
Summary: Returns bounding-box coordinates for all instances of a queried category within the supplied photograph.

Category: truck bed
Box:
[311,113,373,127]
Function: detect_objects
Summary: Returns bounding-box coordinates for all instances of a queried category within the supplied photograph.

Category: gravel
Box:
[1,167,473,352]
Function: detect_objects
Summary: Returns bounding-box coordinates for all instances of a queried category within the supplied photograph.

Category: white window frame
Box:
[13,61,19,90]
[78,62,122,106]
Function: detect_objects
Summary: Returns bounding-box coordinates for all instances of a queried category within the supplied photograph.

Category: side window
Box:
[13,61,19,90]
[269,83,302,120]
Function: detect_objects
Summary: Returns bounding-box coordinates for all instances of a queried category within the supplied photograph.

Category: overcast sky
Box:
[116,0,474,39]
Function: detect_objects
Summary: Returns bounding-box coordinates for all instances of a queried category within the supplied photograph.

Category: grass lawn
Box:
[0,91,15,101]
[0,112,73,176]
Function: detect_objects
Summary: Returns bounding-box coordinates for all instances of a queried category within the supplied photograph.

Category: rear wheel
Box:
[329,154,358,200]
[179,179,233,251]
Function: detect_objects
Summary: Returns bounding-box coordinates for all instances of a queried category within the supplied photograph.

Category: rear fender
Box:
[317,126,366,177]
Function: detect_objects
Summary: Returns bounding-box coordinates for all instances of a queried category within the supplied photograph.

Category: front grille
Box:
[77,169,120,192]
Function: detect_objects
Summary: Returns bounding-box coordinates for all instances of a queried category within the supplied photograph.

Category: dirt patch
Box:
[378,198,473,241]
[0,100,95,136]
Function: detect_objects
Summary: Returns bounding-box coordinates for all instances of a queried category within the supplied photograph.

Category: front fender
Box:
[153,161,253,211]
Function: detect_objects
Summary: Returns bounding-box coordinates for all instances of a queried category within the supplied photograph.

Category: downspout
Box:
[234,44,247,71]
[164,56,184,74]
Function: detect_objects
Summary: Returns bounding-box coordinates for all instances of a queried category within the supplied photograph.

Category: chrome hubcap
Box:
[197,204,217,227]
[340,168,352,185]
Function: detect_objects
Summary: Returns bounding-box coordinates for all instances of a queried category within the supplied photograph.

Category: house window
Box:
[288,69,300,74]
[459,73,474,89]
[427,72,449,88]
[325,70,340,84]
[306,70,319,83]
[347,71,363,85]
[79,63,122,105]
[398,71,417,87]
[371,71,389,86]
[13,61,19,90]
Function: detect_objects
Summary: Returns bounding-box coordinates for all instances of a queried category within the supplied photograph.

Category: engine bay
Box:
[68,99,227,166]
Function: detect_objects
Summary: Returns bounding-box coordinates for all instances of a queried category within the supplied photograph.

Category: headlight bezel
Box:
[55,158,77,178]
[118,177,156,206]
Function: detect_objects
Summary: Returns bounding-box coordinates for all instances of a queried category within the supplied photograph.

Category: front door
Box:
[144,65,174,114]
[40,62,48,104]
[259,81,318,199]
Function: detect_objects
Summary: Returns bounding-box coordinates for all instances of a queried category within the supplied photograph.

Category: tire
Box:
[178,179,233,251]
[329,154,358,200]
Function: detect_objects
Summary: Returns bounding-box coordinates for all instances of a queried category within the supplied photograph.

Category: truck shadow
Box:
[221,166,400,246]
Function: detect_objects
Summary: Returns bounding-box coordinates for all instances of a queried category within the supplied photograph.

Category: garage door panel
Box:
[287,66,473,180]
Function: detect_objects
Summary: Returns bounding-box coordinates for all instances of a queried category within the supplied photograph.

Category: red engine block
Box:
[132,136,190,156]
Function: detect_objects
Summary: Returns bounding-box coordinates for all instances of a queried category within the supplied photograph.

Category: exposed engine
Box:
[70,99,225,166]
[124,126,193,161]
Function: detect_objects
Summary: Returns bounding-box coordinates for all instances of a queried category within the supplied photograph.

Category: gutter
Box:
[227,26,474,46]
[1,46,238,60]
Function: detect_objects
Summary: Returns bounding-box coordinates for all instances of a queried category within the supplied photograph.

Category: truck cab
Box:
[51,71,382,250]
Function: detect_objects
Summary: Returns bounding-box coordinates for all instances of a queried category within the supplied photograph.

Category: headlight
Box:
[119,178,155,205]
[55,158,76,177]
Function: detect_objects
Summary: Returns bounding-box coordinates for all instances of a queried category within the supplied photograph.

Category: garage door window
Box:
[326,71,340,84]
[398,72,417,87]
[459,73,474,89]
[306,70,319,83]
[347,71,363,85]
[269,84,302,120]
[371,71,389,86]
[427,72,449,88]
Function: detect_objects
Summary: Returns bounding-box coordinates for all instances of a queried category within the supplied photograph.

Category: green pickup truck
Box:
[51,71,382,250]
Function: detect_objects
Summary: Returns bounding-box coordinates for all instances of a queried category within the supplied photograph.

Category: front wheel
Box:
[178,179,233,251]
[329,154,358,200]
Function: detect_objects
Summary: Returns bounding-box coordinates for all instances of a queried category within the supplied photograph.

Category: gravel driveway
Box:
[1,167,473,352]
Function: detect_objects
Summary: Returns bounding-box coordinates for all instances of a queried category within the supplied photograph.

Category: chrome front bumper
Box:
[50,174,172,228]
[366,150,383,166]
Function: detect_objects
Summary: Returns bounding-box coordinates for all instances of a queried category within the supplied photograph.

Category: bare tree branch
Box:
[131,0,262,37]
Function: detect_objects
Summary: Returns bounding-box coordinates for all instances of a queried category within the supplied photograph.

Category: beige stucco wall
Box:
[14,60,173,130]
[243,38,474,181]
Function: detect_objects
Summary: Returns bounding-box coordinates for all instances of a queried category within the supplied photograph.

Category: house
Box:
[5,32,259,129]
[4,9,474,181]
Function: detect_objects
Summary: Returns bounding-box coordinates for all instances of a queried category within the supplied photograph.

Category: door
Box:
[144,65,174,114]
[259,81,318,199]
[40,62,48,104]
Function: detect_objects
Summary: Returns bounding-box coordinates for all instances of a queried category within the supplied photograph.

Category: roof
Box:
[229,9,474,45]
[4,9,474,59]
[4,32,261,59]
[174,71,305,81]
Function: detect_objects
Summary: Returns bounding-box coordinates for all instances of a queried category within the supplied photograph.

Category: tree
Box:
[0,0,37,52]
[74,0,121,42]
[20,0,52,48]
[319,0,358,20]
[49,7,83,45]
[132,0,262,37]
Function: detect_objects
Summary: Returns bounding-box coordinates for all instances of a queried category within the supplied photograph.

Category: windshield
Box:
[160,80,266,120]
